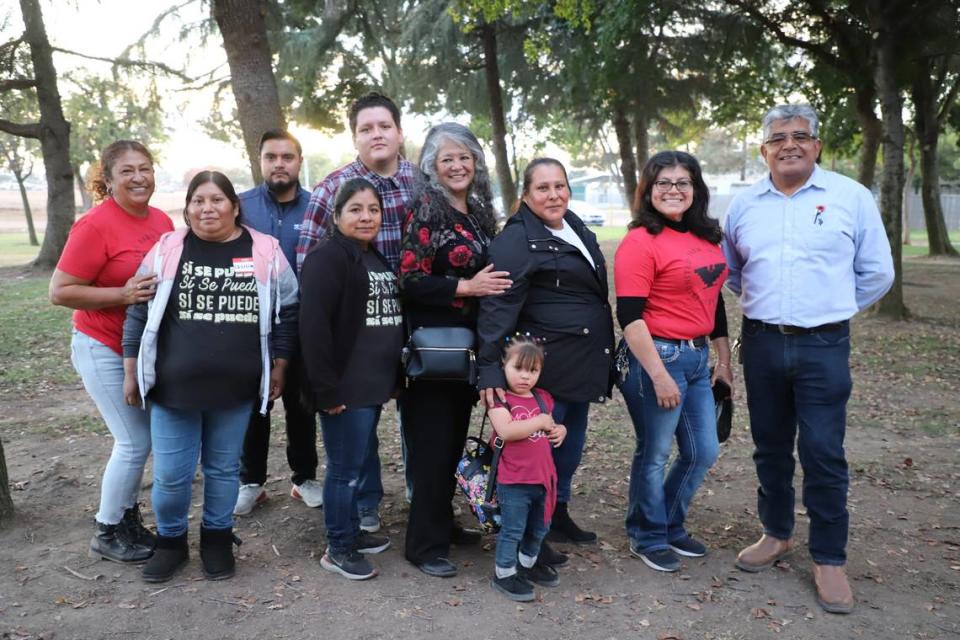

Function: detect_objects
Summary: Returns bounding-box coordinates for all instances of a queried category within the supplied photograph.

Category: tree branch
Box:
[0,119,41,138]
[0,77,36,91]
[936,72,960,125]
[50,46,193,82]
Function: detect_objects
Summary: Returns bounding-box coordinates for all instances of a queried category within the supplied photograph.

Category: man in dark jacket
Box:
[233,129,323,515]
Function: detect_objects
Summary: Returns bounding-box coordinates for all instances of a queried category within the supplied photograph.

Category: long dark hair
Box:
[629,151,720,244]
[328,177,383,233]
[183,170,243,226]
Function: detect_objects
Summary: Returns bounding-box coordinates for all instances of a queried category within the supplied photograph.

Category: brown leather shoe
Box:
[735,534,794,572]
[813,564,854,614]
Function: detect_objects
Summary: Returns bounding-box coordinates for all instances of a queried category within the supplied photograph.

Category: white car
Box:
[569,200,606,226]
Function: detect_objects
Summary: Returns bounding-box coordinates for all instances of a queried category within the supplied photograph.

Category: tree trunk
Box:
[872,8,907,319]
[19,0,74,269]
[911,74,959,257]
[612,103,637,209]
[0,437,13,525]
[480,23,517,214]
[213,0,285,185]
[854,85,882,189]
[633,111,649,172]
[14,167,39,246]
[74,163,92,212]
[903,133,915,245]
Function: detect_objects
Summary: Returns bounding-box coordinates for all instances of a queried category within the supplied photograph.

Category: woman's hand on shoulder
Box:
[121,274,159,306]
[482,386,507,409]
[457,264,511,298]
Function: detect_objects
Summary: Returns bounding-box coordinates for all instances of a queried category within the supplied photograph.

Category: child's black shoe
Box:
[519,560,559,587]
[491,573,535,602]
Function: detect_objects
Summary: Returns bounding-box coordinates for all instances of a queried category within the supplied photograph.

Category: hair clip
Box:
[504,332,544,345]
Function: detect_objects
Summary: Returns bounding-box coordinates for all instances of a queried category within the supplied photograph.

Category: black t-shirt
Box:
[151,229,261,410]
[337,249,404,407]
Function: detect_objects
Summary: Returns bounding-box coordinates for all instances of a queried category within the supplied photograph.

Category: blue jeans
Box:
[618,340,719,553]
[741,320,852,565]
[319,406,382,553]
[550,399,590,504]
[495,483,550,569]
[70,330,151,525]
[150,401,252,536]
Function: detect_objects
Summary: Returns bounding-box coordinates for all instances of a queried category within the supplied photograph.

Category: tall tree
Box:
[0,135,38,246]
[869,0,910,319]
[908,2,960,257]
[212,0,285,184]
[0,0,74,269]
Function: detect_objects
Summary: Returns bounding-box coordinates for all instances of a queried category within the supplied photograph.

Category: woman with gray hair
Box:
[398,122,511,577]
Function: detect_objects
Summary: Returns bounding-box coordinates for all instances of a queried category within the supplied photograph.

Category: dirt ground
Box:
[0,244,958,640]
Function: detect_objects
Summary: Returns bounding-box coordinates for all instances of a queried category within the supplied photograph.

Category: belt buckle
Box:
[777,324,794,335]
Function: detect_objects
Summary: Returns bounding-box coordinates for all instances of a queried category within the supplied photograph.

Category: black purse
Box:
[402,326,478,385]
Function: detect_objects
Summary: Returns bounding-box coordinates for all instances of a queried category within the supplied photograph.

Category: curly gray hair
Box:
[761,104,820,141]
[418,122,496,219]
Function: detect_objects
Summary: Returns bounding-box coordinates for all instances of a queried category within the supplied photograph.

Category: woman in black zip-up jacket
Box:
[478,158,615,552]
[299,178,403,581]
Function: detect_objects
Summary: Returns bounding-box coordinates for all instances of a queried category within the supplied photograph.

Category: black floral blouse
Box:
[399,188,491,328]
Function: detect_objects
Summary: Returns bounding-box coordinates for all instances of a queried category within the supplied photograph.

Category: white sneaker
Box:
[234,483,267,515]
[291,479,324,508]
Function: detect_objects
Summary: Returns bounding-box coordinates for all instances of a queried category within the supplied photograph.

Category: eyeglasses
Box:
[763,131,817,146]
[653,179,694,193]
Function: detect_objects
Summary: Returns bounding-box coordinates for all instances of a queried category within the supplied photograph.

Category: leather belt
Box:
[743,317,848,335]
[651,335,708,348]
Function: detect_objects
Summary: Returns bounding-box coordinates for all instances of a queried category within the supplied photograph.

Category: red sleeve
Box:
[614,230,655,297]
[56,217,108,280]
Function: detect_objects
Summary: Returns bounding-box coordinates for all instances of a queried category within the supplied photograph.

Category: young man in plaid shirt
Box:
[296,92,419,533]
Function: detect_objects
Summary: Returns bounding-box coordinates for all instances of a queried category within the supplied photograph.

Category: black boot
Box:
[120,503,157,550]
[142,533,189,583]
[546,502,597,545]
[200,527,240,581]
[89,521,153,564]
[539,540,569,568]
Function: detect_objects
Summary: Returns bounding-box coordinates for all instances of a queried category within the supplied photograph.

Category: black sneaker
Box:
[631,546,681,572]
[539,541,569,568]
[491,573,535,602]
[519,561,560,587]
[354,532,390,554]
[321,548,377,580]
[669,535,707,558]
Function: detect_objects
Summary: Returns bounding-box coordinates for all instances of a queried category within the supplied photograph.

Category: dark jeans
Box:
[402,379,476,564]
[741,319,852,565]
[495,483,550,569]
[319,406,381,553]
[240,360,317,486]
[551,399,590,504]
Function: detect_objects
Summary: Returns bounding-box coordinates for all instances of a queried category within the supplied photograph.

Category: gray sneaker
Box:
[359,508,381,533]
[320,548,377,580]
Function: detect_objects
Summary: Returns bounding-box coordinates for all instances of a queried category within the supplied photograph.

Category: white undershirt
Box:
[547,220,596,269]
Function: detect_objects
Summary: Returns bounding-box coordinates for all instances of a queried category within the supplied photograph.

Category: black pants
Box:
[239,359,318,486]
[402,379,476,564]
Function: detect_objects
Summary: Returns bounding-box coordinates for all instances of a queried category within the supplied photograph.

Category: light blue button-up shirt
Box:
[721,165,894,327]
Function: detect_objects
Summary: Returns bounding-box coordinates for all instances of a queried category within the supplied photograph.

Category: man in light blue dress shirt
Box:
[722,104,894,614]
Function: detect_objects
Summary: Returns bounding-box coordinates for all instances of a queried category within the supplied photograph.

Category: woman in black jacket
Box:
[478,158,615,553]
[398,123,509,578]
[300,178,403,581]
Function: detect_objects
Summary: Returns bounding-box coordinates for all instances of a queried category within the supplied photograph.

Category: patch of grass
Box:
[0,233,42,267]
[0,271,76,394]
[591,225,629,242]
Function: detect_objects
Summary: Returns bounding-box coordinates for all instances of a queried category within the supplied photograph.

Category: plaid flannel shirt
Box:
[295,158,419,273]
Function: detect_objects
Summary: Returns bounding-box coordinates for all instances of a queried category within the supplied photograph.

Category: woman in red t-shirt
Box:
[613,151,732,573]
[49,140,172,564]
